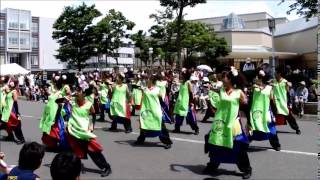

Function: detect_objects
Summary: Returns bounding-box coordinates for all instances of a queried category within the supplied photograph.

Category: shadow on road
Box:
[170,130,195,135]
[276,130,296,134]
[170,164,242,178]
[114,140,165,148]
[247,146,270,152]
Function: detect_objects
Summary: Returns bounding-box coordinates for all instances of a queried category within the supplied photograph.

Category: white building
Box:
[0,8,135,73]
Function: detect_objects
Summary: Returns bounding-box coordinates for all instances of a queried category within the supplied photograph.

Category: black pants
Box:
[207,141,252,174]
[285,112,300,131]
[137,123,172,145]
[99,104,112,121]
[202,105,215,122]
[269,133,281,148]
[88,151,111,170]
[131,105,137,116]
[175,115,199,132]
[0,120,25,141]
[110,116,132,131]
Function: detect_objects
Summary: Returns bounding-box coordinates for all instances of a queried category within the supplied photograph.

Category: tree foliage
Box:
[282,0,318,19]
[52,3,101,71]
[160,0,206,68]
[95,9,135,65]
[131,30,151,66]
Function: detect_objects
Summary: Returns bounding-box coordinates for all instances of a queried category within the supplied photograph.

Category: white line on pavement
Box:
[24,116,317,157]
[21,115,35,118]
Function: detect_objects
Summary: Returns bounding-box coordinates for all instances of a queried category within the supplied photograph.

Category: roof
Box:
[273,17,317,36]
[188,12,288,23]
[217,28,271,35]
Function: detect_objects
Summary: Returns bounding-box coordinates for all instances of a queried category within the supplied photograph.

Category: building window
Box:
[8,32,19,47]
[0,36,4,47]
[19,10,30,30]
[8,10,19,29]
[20,32,30,49]
[118,53,133,58]
[32,22,38,33]
[31,55,39,66]
[0,19,4,30]
[0,55,4,65]
[32,37,38,48]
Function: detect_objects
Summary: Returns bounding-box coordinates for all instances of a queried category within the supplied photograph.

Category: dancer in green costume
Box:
[201,74,222,122]
[0,82,25,144]
[109,73,132,133]
[248,70,281,151]
[173,70,199,135]
[39,79,65,150]
[135,75,173,149]
[67,86,112,177]
[98,78,112,122]
[272,67,300,134]
[203,67,252,179]
[131,75,142,116]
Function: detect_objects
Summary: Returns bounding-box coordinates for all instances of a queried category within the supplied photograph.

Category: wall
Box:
[217,31,272,48]
[275,27,317,54]
[39,17,65,70]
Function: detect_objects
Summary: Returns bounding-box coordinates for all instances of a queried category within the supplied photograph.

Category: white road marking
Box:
[24,116,317,157]
[21,115,35,118]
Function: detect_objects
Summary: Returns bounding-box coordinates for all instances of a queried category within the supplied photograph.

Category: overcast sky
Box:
[1,0,300,32]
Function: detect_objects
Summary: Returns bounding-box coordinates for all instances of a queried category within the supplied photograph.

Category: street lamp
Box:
[148,47,153,68]
[268,18,276,77]
[94,48,98,71]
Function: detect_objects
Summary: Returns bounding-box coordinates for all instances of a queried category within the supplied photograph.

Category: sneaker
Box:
[108,127,117,131]
[296,129,301,135]
[194,129,199,135]
[164,144,172,149]
[125,129,132,134]
[172,129,180,133]
[273,146,281,151]
[101,167,112,177]
[242,171,252,179]
[15,139,25,145]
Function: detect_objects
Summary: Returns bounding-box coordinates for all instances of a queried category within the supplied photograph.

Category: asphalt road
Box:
[0,100,317,180]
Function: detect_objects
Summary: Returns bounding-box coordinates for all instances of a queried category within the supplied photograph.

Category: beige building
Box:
[192,12,317,71]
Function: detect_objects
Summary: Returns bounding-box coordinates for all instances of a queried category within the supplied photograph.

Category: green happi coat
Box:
[110,84,128,118]
[140,87,162,131]
[132,81,142,105]
[156,80,167,100]
[208,88,242,149]
[1,90,14,122]
[99,83,109,105]
[272,79,289,116]
[39,91,61,134]
[174,81,190,117]
[68,100,96,141]
[250,85,272,133]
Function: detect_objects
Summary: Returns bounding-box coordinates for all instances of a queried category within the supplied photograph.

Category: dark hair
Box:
[18,142,45,171]
[55,79,63,90]
[276,66,285,77]
[50,152,81,180]
[222,70,247,89]
[257,70,270,85]
[181,71,191,82]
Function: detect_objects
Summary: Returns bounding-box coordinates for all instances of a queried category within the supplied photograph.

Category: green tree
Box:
[52,3,101,71]
[95,9,135,66]
[281,0,318,19]
[149,7,175,67]
[160,0,206,68]
[169,21,230,67]
[131,30,151,67]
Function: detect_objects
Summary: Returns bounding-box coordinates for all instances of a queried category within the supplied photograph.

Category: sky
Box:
[1,0,301,32]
